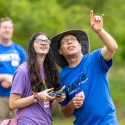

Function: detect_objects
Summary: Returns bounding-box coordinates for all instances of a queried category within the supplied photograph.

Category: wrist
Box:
[95,28,105,35]
[1,74,6,80]
[33,93,39,103]
[69,100,75,109]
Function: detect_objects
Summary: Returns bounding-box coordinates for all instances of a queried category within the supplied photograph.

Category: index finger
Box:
[46,88,54,92]
[60,85,66,91]
[90,10,94,19]
[47,94,55,99]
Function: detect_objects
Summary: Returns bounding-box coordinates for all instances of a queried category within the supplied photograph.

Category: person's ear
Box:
[81,45,82,50]
[58,49,62,55]
[80,43,82,50]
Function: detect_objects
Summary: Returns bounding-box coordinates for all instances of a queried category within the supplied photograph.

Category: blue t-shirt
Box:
[60,49,118,125]
[0,42,27,96]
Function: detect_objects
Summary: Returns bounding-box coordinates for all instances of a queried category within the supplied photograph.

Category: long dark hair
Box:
[27,32,60,93]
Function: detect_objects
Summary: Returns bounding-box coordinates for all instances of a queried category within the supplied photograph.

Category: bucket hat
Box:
[51,29,89,68]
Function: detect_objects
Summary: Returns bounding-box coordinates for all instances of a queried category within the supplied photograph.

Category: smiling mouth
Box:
[40,46,48,49]
[40,45,48,49]
[68,46,75,50]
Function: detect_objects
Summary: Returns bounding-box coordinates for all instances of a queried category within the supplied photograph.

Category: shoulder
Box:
[91,49,101,57]
[85,49,102,62]
[12,42,26,52]
[60,66,69,74]
[17,61,28,74]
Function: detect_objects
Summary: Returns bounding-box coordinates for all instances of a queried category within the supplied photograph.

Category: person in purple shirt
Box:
[9,32,65,125]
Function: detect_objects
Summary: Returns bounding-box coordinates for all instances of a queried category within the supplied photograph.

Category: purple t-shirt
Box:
[11,62,52,125]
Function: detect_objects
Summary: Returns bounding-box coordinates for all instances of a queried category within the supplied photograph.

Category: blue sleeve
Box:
[91,49,112,72]
[19,47,27,64]
[59,92,70,106]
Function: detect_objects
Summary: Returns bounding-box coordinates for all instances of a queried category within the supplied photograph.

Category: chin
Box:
[68,51,77,55]
[39,51,48,55]
[3,36,12,40]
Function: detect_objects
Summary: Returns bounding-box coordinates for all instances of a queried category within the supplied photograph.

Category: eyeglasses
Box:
[60,37,78,46]
[34,39,51,44]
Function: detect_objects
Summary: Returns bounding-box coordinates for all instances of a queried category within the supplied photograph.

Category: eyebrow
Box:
[35,38,49,40]
[62,36,76,40]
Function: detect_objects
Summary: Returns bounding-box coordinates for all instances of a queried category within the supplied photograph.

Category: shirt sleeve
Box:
[19,47,27,64]
[91,49,112,72]
[11,68,26,96]
[59,93,70,106]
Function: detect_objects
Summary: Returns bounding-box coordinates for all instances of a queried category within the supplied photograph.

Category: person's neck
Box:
[0,38,12,46]
[66,53,83,68]
[37,55,46,68]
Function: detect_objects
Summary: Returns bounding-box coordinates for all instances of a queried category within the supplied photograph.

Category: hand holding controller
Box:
[48,86,66,97]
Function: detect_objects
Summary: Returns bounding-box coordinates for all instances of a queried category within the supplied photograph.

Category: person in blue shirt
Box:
[0,17,27,121]
[50,10,118,125]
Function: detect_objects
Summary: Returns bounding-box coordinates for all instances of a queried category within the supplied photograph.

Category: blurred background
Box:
[0,0,125,124]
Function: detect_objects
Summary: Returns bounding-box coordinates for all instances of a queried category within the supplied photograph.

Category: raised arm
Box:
[90,10,118,61]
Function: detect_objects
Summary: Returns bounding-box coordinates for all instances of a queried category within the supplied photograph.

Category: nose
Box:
[40,42,48,45]
[67,39,73,44]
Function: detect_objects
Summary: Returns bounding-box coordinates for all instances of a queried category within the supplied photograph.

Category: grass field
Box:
[53,117,73,125]
[53,118,125,125]
[52,65,125,125]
